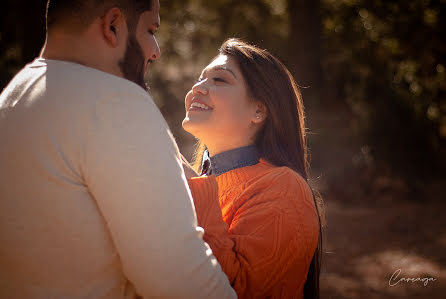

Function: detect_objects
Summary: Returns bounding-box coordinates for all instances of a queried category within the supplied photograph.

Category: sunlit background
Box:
[1,0,445,298]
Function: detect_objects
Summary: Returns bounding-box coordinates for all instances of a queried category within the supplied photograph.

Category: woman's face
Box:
[182,55,262,155]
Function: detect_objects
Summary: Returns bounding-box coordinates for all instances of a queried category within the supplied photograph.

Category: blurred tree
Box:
[0,1,46,89]
[1,0,445,199]
[288,0,324,103]
[321,0,446,193]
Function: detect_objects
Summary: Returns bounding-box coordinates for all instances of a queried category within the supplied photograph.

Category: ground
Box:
[319,192,446,298]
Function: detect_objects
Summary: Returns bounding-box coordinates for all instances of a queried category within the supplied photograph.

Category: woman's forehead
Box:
[207,55,230,68]
[202,55,238,77]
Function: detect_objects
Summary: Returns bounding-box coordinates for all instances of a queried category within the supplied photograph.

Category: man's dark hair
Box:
[46,0,152,33]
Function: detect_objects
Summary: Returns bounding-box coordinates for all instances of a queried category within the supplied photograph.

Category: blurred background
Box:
[1,0,445,297]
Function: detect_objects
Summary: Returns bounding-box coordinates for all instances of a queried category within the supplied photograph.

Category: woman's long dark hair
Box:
[192,38,325,299]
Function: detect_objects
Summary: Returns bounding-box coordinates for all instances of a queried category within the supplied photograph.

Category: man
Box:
[0,0,236,298]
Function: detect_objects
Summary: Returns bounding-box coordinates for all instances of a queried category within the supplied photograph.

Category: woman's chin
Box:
[182,118,210,140]
[182,117,200,135]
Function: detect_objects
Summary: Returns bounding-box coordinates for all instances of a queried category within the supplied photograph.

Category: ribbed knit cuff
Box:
[187,175,220,227]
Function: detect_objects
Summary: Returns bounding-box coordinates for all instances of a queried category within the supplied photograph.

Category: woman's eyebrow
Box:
[203,66,237,79]
[213,66,237,79]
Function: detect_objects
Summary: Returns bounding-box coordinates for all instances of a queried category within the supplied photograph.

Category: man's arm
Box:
[82,89,236,298]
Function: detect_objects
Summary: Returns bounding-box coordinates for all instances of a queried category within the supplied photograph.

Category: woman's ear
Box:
[252,102,267,124]
[101,7,126,48]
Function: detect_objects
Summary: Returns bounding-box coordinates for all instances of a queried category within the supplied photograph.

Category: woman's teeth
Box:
[190,102,211,110]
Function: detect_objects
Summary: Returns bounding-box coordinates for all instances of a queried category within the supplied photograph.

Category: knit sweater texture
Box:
[188,158,320,299]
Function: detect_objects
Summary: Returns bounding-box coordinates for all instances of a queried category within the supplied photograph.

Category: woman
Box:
[182,38,324,299]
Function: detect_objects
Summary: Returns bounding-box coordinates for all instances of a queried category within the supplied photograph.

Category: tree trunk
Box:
[287,0,324,104]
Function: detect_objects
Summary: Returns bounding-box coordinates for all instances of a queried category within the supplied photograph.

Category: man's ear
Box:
[102,7,126,48]
[252,102,267,124]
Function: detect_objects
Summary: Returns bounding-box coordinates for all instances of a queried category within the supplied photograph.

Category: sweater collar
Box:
[201,145,260,176]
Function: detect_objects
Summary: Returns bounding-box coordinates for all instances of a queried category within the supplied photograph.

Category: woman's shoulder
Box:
[235,160,319,233]
[217,158,314,207]
[250,159,313,197]
[224,159,315,213]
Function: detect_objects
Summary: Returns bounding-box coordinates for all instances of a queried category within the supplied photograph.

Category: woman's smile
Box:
[188,99,213,111]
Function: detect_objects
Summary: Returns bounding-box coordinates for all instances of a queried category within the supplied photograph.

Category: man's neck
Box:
[40,32,123,78]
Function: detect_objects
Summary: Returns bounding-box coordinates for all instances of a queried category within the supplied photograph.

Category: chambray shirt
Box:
[201,145,260,176]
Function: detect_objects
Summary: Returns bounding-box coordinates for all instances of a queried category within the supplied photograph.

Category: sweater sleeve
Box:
[188,169,319,298]
[83,89,236,299]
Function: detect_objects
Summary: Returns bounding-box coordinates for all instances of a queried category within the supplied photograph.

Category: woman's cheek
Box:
[184,90,193,110]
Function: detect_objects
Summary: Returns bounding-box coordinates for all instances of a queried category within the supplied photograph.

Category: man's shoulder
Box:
[37,58,161,118]
[42,59,149,100]
[1,58,151,104]
[1,58,165,137]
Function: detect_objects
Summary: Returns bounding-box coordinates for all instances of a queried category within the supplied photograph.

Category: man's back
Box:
[0,59,236,298]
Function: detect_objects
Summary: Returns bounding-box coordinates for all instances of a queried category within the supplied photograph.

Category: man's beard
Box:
[118,33,148,91]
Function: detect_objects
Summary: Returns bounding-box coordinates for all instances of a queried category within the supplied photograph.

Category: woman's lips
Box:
[188,99,213,111]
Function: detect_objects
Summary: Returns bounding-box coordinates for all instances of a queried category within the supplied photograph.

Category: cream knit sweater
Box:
[0,59,236,299]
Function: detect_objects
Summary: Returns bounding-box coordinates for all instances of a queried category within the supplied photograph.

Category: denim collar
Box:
[201,145,260,176]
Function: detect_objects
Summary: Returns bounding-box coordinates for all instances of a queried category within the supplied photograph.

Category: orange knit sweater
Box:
[188,158,319,299]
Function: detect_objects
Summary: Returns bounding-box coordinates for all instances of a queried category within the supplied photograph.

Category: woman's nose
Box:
[151,38,161,60]
[192,80,208,95]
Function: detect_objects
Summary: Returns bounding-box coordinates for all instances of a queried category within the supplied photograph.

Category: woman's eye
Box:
[195,77,225,84]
